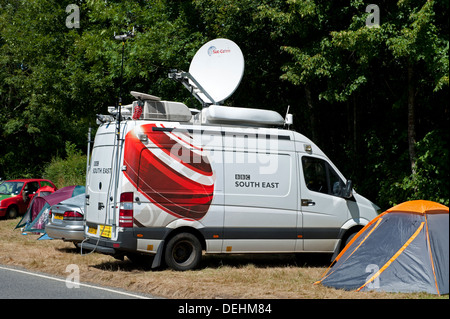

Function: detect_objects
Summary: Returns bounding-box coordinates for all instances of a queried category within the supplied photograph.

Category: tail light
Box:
[119,192,134,227]
[63,211,83,221]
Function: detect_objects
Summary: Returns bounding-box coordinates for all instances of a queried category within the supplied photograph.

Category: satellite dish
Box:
[188,38,244,104]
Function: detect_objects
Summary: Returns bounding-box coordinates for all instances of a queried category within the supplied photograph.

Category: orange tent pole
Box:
[315,217,384,285]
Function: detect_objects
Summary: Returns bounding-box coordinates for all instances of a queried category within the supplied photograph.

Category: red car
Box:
[0,179,57,219]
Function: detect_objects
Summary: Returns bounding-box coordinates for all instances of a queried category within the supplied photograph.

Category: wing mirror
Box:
[343,180,353,199]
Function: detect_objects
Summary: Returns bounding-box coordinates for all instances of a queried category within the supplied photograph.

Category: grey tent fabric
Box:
[427,212,449,294]
[316,200,448,295]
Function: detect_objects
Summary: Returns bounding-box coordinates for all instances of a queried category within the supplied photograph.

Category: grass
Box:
[0,218,447,299]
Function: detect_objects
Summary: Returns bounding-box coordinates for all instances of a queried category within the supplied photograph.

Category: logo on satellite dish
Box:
[207,46,231,56]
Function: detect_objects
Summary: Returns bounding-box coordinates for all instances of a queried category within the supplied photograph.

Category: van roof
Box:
[115,91,288,128]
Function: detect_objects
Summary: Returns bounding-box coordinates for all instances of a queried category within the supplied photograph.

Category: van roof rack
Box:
[197,105,285,127]
[127,91,285,127]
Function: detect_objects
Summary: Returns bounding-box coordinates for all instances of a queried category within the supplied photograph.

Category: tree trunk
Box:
[304,85,318,143]
[353,96,358,155]
[407,63,416,175]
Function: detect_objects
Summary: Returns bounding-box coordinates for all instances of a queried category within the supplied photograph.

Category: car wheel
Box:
[7,206,18,219]
[164,233,202,271]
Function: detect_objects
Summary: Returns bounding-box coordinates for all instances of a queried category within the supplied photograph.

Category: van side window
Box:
[302,156,327,193]
[302,156,345,197]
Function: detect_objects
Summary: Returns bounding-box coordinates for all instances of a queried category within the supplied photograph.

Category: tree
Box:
[258,0,448,208]
[0,0,207,178]
[1,0,447,207]
[387,0,448,175]
[0,0,86,177]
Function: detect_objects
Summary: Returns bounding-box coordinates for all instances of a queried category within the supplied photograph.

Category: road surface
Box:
[0,265,156,299]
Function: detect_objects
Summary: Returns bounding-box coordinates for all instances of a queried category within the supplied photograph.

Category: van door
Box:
[222,132,298,253]
[85,132,115,228]
[299,155,350,252]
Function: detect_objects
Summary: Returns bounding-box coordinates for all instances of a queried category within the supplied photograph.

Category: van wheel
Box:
[164,233,202,271]
[343,231,358,249]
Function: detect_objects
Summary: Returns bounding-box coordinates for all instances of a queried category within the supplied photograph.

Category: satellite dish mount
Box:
[169,38,245,108]
[168,70,218,107]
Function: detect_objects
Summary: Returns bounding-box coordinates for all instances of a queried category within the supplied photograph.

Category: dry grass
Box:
[0,218,446,299]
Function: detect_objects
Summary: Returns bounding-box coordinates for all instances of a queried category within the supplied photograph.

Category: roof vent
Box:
[197,104,285,127]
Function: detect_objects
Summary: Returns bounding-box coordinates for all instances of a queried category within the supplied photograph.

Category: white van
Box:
[81,94,379,270]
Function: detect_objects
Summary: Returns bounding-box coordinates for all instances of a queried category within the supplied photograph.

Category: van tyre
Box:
[164,233,202,271]
[344,231,358,248]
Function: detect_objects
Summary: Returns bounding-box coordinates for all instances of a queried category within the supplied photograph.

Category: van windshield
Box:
[0,182,24,195]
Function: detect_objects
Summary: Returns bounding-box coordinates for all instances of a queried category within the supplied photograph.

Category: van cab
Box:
[81,96,379,270]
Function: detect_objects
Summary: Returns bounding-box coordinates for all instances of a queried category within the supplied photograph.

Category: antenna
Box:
[169,38,244,107]
[112,27,134,232]
[114,27,135,116]
[285,105,293,129]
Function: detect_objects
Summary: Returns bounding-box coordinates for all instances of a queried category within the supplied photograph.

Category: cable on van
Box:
[80,28,134,256]
[80,121,127,256]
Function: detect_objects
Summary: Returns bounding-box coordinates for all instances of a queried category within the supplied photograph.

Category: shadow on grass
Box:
[56,244,82,254]
[203,253,332,268]
[86,252,332,273]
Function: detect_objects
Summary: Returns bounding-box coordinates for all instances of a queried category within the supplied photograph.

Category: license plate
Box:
[54,214,64,220]
[87,225,112,238]
[87,226,97,235]
[99,225,112,238]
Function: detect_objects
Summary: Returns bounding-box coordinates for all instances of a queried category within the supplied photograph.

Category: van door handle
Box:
[98,202,105,210]
[301,199,316,206]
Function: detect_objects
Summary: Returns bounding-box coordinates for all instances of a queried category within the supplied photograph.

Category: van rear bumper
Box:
[79,241,117,254]
[79,228,136,255]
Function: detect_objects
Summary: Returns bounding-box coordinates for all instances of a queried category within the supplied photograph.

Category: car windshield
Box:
[0,182,24,195]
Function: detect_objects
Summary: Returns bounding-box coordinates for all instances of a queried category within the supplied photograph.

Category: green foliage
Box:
[0,0,448,208]
[43,142,87,188]
[258,0,448,208]
[388,130,449,206]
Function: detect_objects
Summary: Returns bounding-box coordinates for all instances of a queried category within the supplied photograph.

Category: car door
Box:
[299,155,350,252]
[19,181,39,213]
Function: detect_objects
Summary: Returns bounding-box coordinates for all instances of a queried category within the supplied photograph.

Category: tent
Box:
[34,185,56,197]
[315,200,448,295]
[16,185,85,233]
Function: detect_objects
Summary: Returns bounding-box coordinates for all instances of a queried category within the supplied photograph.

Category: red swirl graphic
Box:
[123,124,214,220]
